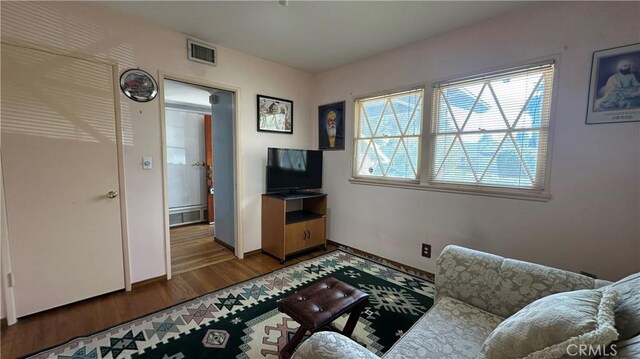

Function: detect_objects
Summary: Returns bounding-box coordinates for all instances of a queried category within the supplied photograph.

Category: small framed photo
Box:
[319,101,345,150]
[257,95,293,134]
[586,43,640,124]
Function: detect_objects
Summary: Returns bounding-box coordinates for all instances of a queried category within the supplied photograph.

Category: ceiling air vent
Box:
[187,39,217,66]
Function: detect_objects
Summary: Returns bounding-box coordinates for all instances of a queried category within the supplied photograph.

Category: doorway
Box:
[162,79,238,275]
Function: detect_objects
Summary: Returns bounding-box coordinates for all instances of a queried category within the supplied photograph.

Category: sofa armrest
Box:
[436,245,596,318]
[291,332,380,359]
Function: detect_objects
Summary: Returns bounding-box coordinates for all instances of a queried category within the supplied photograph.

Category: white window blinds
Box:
[354,88,424,180]
[429,62,555,191]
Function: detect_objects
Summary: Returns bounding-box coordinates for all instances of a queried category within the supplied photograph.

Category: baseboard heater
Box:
[169,205,208,227]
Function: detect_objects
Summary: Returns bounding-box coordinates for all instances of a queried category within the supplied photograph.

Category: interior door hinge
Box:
[8,272,15,287]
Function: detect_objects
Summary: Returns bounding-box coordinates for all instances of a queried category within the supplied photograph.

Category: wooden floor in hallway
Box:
[170,223,235,275]
[0,245,337,359]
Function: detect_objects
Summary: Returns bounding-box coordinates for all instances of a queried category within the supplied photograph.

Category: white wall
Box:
[1,1,314,284]
[314,1,640,280]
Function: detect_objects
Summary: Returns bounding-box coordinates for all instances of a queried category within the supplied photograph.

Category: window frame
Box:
[351,86,426,184]
[349,56,559,202]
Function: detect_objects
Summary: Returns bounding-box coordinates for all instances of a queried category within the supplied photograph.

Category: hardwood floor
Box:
[0,245,336,359]
[170,223,236,275]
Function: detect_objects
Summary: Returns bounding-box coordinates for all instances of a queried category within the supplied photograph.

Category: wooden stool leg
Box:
[342,299,368,338]
[280,324,310,359]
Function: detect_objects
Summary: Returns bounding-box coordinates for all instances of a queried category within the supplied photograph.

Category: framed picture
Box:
[257,95,293,134]
[586,43,640,124]
[319,101,345,150]
[119,68,158,102]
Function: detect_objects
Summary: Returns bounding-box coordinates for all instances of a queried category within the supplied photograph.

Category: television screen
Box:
[266,148,322,193]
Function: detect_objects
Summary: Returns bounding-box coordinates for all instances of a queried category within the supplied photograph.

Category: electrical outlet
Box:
[421,243,431,258]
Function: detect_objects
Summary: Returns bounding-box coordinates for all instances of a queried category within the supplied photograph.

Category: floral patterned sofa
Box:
[292,245,640,359]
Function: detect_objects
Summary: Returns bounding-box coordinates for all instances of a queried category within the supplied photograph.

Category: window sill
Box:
[348,177,551,202]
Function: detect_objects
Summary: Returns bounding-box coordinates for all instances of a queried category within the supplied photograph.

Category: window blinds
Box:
[429,62,555,191]
[354,88,424,180]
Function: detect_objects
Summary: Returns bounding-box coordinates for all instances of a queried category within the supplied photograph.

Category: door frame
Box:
[0,38,132,323]
[158,72,244,280]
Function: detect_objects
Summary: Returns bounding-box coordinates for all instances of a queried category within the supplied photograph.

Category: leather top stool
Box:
[277,277,369,358]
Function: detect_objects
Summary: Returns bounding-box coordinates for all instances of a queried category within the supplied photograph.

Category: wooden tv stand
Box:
[261,192,327,263]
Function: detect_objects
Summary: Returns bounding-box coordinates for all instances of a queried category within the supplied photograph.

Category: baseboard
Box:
[214,237,235,252]
[132,275,167,290]
[327,239,434,280]
[243,249,262,257]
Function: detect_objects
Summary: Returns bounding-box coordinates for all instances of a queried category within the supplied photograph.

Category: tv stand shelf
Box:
[262,193,327,263]
[286,210,324,224]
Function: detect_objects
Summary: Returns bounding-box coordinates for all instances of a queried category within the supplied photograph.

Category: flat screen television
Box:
[266,148,322,194]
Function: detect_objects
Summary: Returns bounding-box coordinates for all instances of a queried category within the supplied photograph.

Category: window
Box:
[354,88,424,181]
[351,61,556,200]
[429,62,555,193]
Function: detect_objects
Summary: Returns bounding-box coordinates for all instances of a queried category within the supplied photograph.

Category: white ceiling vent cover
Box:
[187,39,217,66]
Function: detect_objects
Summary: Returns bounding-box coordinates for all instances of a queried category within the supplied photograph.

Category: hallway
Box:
[170,224,234,274]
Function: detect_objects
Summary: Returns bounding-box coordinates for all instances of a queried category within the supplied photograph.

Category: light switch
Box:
[142,156,153,170]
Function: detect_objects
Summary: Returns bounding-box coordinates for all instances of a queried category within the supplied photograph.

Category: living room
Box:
[1,1,639,358]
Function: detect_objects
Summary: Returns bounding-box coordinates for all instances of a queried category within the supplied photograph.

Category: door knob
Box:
[107,191,118,199]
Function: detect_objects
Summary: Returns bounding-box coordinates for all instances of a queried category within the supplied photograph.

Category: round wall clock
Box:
[119,68,158,102]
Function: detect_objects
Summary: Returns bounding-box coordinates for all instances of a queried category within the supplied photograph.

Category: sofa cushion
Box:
[383,296,503,359]
[609,272,640,341]
[480,287,618,359]
[610,333,640,358]
[292,331,379,359]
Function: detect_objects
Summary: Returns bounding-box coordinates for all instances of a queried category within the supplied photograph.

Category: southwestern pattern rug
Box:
[27,250,435,359]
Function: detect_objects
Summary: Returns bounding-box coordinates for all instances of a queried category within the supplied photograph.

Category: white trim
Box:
[233,87,245,260]
[111,61,133,292]
[158,72,244,281]
[158,77,173,280]
[1,157,18,325]
[349,177,551,202]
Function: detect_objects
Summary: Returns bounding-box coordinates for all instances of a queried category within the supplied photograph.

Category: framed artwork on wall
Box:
[257,94,293,133]
[318,101,345,150]
[586,43,640,124]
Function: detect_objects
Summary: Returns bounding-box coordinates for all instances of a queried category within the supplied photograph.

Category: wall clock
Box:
[119,68,158,102]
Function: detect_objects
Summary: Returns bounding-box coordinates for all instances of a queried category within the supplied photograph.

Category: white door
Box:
[1,43,125,317]
[166,109,207,209]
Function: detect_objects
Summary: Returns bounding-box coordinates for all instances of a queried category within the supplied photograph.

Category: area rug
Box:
[27,249,435,359]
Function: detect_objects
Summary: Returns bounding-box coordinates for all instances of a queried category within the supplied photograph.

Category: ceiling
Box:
[100,1,528,73]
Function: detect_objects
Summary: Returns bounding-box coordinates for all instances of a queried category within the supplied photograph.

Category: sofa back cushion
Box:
[436,245,596,318]
[492,258,596,317]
